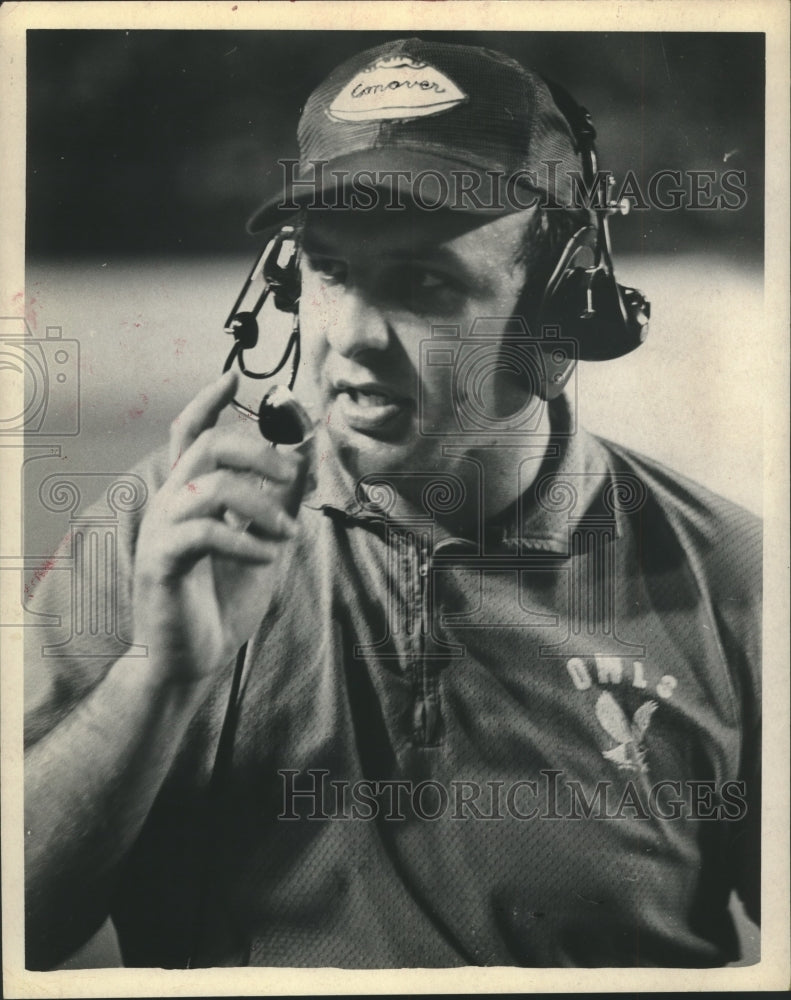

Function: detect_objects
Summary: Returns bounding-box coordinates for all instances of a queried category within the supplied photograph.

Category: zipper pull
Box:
[413,697,440,745]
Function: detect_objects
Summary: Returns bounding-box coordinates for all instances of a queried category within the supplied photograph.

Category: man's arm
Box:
[24,372,303,969]
[25,655,218,969]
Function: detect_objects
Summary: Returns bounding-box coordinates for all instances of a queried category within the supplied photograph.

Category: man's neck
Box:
[387,405,553,541]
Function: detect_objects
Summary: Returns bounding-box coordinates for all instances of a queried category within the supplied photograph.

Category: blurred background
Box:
[27,29,764,257]
[19,29,763,968]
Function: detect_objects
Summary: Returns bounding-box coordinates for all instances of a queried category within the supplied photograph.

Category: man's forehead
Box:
[301,206,535,258]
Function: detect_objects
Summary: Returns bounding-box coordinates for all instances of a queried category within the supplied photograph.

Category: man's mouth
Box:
[332,381,413,434]
[342,386,395,407]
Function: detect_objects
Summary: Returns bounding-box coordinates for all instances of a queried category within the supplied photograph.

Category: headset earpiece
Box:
[538,224,650,366]
[261,229,302,314]
[223,227,301,344]
[531,79,651,397]
[221,226,303,428]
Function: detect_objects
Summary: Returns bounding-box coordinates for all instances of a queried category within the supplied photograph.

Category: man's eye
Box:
[305,256,346,284]
[407,268,465,301]
[412,271,447,291]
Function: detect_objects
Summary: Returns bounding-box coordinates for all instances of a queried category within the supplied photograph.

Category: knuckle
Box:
[198,471,222,507]
[216,467,239,493]
[265,454,296,484]
[170,414,193,443]
[183,519,211,551]
[201,427,223,461]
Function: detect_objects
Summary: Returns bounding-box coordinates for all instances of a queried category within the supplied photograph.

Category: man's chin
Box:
[328,422,426,482]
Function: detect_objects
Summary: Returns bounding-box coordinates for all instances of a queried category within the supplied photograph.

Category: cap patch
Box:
[327,55,467,123]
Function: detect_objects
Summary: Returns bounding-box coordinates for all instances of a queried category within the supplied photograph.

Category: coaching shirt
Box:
[24,398,761,968]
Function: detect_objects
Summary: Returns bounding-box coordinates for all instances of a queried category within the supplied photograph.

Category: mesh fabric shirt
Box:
[24,397,761,968]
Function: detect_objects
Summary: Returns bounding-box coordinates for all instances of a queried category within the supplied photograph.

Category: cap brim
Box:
[246,147,535,234]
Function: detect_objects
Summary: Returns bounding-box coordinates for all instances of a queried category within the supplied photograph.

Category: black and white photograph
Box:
[1,1,788,995]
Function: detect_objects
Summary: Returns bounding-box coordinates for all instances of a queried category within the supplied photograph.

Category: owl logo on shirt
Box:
[595,692,657,774]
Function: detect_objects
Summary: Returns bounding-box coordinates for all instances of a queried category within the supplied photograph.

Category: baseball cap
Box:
[247,37,583,232]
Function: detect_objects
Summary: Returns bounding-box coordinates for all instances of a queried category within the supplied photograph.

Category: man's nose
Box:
[323,284,391,358]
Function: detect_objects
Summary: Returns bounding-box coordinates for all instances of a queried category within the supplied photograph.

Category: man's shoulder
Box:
[594,434,762,593]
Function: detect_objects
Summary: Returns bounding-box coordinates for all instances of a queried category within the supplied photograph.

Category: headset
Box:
[220,80,650,433]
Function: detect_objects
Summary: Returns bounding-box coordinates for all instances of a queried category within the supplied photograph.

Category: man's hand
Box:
[132,370,304,685]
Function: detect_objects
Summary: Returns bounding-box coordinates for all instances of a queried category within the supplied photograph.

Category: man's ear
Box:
[512,285,578,403]
[538,345,577,401]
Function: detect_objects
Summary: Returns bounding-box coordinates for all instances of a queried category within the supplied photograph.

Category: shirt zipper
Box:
[410,531,441,746]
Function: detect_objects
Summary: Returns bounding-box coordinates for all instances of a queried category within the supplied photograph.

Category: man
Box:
[24,37,761,969]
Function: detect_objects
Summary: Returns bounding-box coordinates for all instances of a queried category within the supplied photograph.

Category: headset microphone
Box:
[257,384,313,444]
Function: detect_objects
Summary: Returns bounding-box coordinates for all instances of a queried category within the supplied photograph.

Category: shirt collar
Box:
[300,394,616,555]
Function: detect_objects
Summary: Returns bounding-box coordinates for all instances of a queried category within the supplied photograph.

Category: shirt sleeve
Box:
[24,447,170,749]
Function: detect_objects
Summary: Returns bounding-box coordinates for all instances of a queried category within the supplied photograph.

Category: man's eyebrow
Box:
[380,244,465,266]
[302,233,480,280]
[381,245,486,289]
